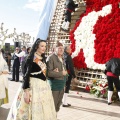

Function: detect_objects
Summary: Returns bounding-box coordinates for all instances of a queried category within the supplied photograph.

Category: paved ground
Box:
[0,74,120,120]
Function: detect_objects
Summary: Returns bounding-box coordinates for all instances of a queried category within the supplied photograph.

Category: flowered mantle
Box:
[86,78,119,100]
[86,79,108,98]
[70,0,120,70]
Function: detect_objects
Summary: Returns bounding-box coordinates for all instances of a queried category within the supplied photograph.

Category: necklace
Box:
[36,52,41,56]
[35,52,42,59]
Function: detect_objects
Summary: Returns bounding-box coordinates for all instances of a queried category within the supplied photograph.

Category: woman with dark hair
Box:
[7,39,57,120]
[26,47,31,54]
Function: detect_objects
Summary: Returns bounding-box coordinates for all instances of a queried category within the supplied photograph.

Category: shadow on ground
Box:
[69,105,120,118]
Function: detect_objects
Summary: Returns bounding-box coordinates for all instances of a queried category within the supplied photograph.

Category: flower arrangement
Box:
[85,78,120,102]
[86,79,108,98]
[70,0,120,70]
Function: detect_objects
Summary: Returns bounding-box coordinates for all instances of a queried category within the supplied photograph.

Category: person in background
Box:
[7,39,57,120]
[63,45,78,107]
[26,47,31,55]
[7,52,11,72]
[61,0,78,31]
[11,47,20,82]
[15,46,26,75]
[0,49,9,106]
[47,41,68,112]
[105,58,120,105]
[23,47,31,75]
[5,51,9,63]
[1,49,5,59]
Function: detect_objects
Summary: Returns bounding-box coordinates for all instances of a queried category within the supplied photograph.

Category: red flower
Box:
[69,0,120,69]
[85,85,90,91]
[101,89,106,95]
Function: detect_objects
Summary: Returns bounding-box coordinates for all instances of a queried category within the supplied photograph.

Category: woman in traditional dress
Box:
[7,39,56,120]
[0,49,9,106]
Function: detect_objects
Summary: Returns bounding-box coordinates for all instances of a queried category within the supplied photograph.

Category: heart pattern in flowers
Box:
[70,0,120,70]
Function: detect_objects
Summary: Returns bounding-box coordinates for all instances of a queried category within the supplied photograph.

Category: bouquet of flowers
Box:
[86,79,108,98]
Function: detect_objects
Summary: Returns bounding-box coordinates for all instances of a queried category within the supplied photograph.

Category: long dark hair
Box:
[34,39,46,63]
[26,39,46,65]
[22,38,46,89]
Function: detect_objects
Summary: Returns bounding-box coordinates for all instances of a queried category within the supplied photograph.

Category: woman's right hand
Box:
[24,90,30,104]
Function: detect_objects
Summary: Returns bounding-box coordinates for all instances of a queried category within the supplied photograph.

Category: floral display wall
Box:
[70,0,120,70]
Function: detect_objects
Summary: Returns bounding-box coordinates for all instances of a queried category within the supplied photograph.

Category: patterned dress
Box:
[7,57,57,120]
[0,59,9,106]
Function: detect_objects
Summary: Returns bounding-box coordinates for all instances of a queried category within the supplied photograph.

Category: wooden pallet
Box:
[47,0,85,54]
[47,0,106,89]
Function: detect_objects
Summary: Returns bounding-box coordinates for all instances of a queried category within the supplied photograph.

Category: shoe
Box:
[62,103,71,107]
[108,102,112,105]
[10,79,15,81]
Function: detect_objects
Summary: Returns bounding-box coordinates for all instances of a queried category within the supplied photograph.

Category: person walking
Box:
[7,39,56,120]
[63,45,78,107]
[47,41,68,112]
[11,47,20,82]
[15,46,26,75]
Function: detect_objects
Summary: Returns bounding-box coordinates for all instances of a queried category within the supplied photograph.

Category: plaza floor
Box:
[0,76,120,120]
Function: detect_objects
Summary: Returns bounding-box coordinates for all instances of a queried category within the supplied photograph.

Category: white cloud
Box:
[24,0,45,12]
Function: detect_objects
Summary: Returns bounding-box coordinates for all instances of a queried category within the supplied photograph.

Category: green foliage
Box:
[2,45,14,53]
[10,46,14,52]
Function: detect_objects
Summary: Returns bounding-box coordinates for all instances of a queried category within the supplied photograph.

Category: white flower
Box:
[72,4,112,70]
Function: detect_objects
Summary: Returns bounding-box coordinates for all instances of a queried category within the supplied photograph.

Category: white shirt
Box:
[15,51,25,57]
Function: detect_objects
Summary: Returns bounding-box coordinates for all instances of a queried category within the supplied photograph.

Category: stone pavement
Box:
[0,77,120,120]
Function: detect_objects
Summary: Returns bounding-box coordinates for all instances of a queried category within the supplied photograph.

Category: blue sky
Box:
[0,0,44,44]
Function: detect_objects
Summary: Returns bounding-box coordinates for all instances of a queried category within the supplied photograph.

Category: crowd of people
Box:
[0,39,77,120]
[0,38,120,120]
[10,46,31,82]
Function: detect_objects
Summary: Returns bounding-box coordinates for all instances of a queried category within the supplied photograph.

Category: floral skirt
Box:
[7,77,57,120]
[0,89,9,106]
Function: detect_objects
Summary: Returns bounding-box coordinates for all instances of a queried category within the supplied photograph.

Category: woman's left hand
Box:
[24,90,30,104]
